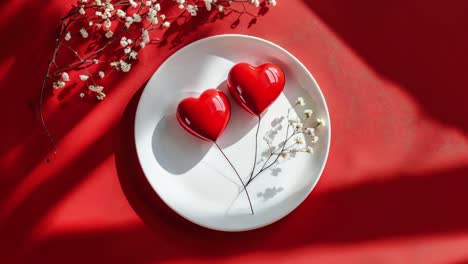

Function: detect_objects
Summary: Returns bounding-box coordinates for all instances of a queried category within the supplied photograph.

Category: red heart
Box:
[227,62,285,116]
[176,89,231,142]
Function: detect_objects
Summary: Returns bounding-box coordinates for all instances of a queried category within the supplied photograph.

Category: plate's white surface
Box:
[134,34,330,231]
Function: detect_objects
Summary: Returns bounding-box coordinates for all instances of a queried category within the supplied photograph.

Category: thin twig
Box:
[39,40,61,154]
[39,0,268,155]
[248,115,261,182]
[214,142,254,215]
[247,120,322,185]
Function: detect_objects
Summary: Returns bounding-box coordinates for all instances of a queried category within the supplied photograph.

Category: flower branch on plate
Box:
[246,96,325,185]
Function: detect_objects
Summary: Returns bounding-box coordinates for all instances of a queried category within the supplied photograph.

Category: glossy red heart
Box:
[176,89,231,142]
[227,62,285,116]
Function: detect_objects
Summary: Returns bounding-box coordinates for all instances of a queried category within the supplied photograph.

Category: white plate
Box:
[134,34,330,231]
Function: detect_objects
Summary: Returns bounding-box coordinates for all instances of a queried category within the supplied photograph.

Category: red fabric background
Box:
[1,0,468,263]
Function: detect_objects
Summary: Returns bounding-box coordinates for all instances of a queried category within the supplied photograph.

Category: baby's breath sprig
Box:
[246,97,324,186]
[40,0,277,153]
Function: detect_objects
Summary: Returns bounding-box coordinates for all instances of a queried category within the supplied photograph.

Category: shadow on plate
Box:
[216,80,259,148]
[152,114,212,175]
[150,80,261,174]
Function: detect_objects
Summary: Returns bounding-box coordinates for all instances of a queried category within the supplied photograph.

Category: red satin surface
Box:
[176,89,230,142]
[227,62,285,116]
[1,0,468,263]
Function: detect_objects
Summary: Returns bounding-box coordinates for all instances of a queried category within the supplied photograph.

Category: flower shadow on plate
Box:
[257,186,284,202]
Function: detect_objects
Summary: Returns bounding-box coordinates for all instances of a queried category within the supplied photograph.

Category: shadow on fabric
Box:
[301,0,468,132]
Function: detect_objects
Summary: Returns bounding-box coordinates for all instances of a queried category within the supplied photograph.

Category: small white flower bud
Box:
[64,32,71,41]
[295,97,305,106]
[295,136,304,144]
[52,80,66,89]
[96,92,106,100]
[133,13,142,22]
[61,72,70,82]
[105,30,114,38]
[129,50,138,59]
[79,28,88,38]
[79,74,89,81]
[311,136,319,143]
[120,36,129,47]
[316,118,325,126]
[116,9,126,18]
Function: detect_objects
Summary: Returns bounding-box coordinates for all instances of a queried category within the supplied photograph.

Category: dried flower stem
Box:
[247,115,261,182]
[214,142,254,215]
[39,42,60,153]
[39,0,271,154]
[226,98,322,213]
[39,15,76,153]
[247,103,322,185]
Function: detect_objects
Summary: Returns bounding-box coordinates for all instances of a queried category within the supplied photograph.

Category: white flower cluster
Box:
[186,5,198,16]
[109,60,132,72]
[146,3,161,25]
[79,28,88,38]
[120,36,133,47]
[204,0,214,11]
[266,97,324,159]
[79,74,89,81]
[52,0,278,101]
[173,0,269,13]
[174,0,186,9]
[52,72,70,89]
[140,29,149,48]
